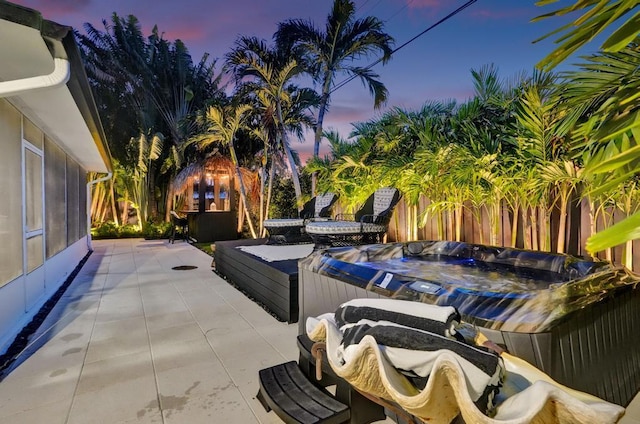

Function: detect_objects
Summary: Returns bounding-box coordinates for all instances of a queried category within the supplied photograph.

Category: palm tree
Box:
[119,132,163,230]
[276,0,394,194]
[225,36,314,210]
[512,71,566,252]
[78,14,225,221]
[187,103,258,238]
[535,2,640,255]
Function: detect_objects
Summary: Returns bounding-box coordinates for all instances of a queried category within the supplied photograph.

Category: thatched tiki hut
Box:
[173,155,258,242]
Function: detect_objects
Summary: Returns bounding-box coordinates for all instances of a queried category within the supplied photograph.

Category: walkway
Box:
[0,239,298,423]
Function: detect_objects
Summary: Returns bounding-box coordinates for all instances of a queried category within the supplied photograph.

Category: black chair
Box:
[169,211,189,243]
[305,187,401,249]
[263,192,338,244]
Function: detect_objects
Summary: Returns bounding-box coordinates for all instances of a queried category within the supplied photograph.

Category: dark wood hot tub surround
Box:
[214,238,299,323]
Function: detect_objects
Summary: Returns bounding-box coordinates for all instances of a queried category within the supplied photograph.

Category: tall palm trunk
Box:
[437,210,445,241]
[259,165,266,236]
[311,77,332,195]
[237,196,244,233]
[538,205,551,252]
[165,179,174,222]
[276,101,302,210]
[490,201,501,246]
[455,204,463,242]
[556,184,571,254]
[530,207,539,250]
[263,164,276,238]
[229,147,257,238]
[511,203,520,248]
[406,202,412,242]
[121,195,130,225]
[110,178,119,226]
[522,207,532,250]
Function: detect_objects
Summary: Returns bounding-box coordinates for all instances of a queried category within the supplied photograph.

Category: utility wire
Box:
[385,0,414,23]
[357,0,372,12]
[361,0,385,16]
[330,0,479,95]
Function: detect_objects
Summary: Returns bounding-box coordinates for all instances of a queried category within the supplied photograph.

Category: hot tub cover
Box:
[307,299,625,424]
[301,241,640,332]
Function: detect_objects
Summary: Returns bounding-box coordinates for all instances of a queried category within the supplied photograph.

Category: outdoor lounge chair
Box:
[169,210,189,243]
[305,187,401,248]
[263,192,338,244]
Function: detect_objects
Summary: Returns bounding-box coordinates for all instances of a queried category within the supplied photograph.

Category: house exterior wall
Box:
[0,97,89,353]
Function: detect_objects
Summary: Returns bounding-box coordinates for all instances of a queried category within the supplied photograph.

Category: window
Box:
[66,157,79,245]
[0,100,23,286]
[45,137,67,258]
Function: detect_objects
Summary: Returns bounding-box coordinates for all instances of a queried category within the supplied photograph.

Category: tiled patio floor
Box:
[0,238,637,423]
[0,239,299,423]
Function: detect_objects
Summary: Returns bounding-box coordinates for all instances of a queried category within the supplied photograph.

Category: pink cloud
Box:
[11,0,90,14]
[469,8,531,20]
[10,0,91,22]
[406,0,444,10]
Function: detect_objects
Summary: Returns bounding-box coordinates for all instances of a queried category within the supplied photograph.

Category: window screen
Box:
[66,157,80,245]
[0,100,23,286]
[45,137,67,258]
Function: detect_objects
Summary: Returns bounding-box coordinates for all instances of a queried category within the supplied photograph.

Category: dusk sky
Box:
[12,0,587,160]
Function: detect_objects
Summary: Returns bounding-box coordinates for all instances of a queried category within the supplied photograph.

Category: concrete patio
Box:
[0,238,638,423]
[0,239,299,423]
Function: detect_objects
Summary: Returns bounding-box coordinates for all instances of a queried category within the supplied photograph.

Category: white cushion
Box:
[263,218,305,228]
[306,220,386,234]
[314,192,335,216]
[373,187,398,216]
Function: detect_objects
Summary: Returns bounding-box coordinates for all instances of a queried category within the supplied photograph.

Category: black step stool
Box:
[257,361,350,424]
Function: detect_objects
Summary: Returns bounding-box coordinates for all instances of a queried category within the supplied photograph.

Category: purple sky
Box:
[12,0,583,161]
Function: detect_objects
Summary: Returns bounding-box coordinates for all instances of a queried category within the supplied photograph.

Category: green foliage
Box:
[275,0,394,192]
[534,1,640,254]
[268,174,311,218]
[142,221,173,239]
[119,224,142,238]
[534,0,640,71]
[92,221,120,238]
[91,220,172,239]
[78,13,226,226]
[91,222,142,239]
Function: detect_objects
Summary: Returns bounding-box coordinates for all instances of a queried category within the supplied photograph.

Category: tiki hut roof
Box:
[172,154,259,202]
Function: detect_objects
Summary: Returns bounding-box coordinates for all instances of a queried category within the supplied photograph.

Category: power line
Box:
[330,0,479,95]
[385,0,414,23]
[360,0,384,16]
[358,0,372,9]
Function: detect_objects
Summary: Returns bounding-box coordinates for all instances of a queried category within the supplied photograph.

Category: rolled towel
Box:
[335,298,461,339]
[339,319,503,408]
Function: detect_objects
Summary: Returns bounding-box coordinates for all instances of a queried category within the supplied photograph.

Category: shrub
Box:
[118,224,142,238]
[143,221,172,239]
[91,221,142,239]
[92,221,120,239]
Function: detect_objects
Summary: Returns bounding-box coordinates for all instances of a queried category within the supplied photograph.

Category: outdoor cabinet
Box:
[187,211,237,242]
[185,169,238,242]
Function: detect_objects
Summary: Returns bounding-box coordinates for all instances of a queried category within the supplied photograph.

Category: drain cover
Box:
[172,265,198,270]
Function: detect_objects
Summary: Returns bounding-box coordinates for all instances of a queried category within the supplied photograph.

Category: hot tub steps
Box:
[257,361,350,424]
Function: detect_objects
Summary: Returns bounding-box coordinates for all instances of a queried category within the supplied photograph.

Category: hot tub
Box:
[298,241,640,406]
